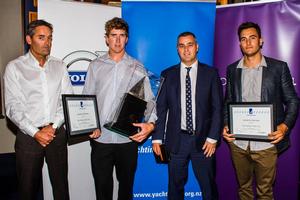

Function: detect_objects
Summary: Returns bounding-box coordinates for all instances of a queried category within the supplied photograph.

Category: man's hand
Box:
[89,129,101,139]
[34,125,56,147]
[223,126,235,142]
[269,123,288,144]
[152,143,163,160]
[202,141,217,157]
[129,122,155,142]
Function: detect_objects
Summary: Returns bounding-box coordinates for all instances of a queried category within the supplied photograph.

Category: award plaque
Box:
[228,103,275,140]
[154,144,170,164]
[62,94,100,137]
[104,77,147,137]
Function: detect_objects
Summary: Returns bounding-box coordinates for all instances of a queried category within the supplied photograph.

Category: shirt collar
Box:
[237,56,267,69]
[101,52,130,63]
[28,50,51,68]
[180,60,198,70]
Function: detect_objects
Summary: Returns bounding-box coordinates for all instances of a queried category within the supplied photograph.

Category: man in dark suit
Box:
[152,32,223,200]
[223,22,299,200]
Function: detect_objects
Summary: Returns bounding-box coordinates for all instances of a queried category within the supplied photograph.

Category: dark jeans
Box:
[15,126,69,200]
[90,140,138,200]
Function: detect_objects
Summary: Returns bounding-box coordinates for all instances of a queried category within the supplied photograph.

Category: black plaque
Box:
[104,93,147,137]
[153,144,170,164]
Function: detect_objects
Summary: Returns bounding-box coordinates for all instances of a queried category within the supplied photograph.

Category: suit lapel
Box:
[235,67,242,102]
[174,65,181,109]
[261,58,272,102]
[195,63,202,103]
[195,63,204,131]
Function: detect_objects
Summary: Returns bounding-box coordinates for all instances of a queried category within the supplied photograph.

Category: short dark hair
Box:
[177,32,197,45]
[238,22,261,40]
[105,17,129,37]
[26,20,53,37]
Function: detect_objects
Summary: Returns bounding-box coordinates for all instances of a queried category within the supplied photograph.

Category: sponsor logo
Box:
[248,108,253,115]
[63,50,105,86]
[68,71,87,86]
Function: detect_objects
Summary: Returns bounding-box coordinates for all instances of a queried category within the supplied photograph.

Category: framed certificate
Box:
[62,95,100,137]
[228,103,275,140]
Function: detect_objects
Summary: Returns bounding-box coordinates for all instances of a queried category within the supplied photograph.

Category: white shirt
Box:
[83,53,157,144]
[4,51,73,137]
[234,56,274,151]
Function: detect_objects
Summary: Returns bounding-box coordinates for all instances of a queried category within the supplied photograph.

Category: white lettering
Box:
[80,74,86,82]
[138,145,153,154]
[69,74,86,83]
[292,77,296,86]
[220,77,227,86]
[70,75,80,82]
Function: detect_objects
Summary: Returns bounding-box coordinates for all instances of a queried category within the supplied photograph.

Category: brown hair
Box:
[105,17,129,37]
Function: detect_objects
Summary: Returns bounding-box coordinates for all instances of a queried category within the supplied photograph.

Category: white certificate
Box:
[62,95,100,137]
[229,103,274,140]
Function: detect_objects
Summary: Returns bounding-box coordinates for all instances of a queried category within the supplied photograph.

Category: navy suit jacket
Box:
[152,62,223,154]
[224,56,299,153]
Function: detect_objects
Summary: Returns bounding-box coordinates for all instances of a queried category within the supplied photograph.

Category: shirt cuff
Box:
[52,123,58,129]
[206,137,217,144]
[152,140,162,144]
[53,118,63,129]
[24,125,40,137]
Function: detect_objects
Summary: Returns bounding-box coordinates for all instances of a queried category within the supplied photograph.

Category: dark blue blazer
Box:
[224,56,299,153]
[152,62,223,154]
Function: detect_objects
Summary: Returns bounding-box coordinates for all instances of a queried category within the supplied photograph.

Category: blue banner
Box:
[122,1,216,199]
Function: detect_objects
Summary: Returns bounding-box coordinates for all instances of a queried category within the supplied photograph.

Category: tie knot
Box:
[186,67,192,72]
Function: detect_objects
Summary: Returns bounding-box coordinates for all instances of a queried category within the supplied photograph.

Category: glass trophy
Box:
[104,63,150,137]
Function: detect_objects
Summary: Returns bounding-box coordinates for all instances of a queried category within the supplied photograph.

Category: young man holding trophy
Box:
[83,17,156,200]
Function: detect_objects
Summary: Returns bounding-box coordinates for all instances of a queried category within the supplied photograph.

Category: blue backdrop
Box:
[122,1,216,199]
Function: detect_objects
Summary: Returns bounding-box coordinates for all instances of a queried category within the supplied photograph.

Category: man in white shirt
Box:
[4,20,73,200]
[83,17,156,200]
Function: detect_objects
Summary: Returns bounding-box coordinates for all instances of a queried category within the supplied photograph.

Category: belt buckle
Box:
[181,129,196,136]
[189,130,196,136]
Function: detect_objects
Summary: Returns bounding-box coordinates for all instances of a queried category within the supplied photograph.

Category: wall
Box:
[0,0,24,153]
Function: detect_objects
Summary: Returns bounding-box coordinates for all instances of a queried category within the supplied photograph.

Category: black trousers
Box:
[90,140,138,200]
[15,126,69,200]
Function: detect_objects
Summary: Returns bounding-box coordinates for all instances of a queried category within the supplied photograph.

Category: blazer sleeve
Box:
[152,71,168,141]
[280,62,299,129]
[223,66,233,126]
[207,68,223,140]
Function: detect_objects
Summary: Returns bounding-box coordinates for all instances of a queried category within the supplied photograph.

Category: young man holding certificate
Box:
[82,17,156,200]
[223,22,299,200]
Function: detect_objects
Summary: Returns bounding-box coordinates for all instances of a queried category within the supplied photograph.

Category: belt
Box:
[181,129,196,136]
[38,123,53,130]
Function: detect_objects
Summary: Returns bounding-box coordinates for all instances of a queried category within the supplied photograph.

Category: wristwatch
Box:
[52,123,58,129]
